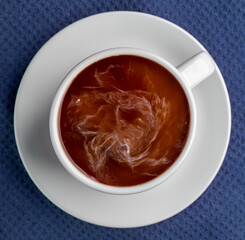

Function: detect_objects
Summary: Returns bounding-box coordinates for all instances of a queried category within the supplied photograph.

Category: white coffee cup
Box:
[49,47,215,194]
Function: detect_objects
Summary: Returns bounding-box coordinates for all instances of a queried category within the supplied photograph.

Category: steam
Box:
[66,64,170,178]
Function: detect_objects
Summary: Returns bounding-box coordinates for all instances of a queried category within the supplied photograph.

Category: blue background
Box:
[0,0,244,239]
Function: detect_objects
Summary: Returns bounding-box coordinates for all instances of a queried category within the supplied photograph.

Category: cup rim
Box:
[49,47,197,195]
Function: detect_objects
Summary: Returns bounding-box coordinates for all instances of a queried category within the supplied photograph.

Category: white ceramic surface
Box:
[14,12,231,227]
[50,47,214,194]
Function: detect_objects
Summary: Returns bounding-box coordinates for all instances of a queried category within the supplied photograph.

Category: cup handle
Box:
[177,52,215,89]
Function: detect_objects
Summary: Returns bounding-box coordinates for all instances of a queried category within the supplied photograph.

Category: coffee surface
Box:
[60,55,190,186]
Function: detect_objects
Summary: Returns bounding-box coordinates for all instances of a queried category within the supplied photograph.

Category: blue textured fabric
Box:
[0,0,244,239]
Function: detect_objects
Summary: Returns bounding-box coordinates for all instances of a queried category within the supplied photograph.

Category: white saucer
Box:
[14,12,231,228]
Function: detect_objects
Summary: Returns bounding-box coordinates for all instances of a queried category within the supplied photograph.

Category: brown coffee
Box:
[59,55,190,186]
